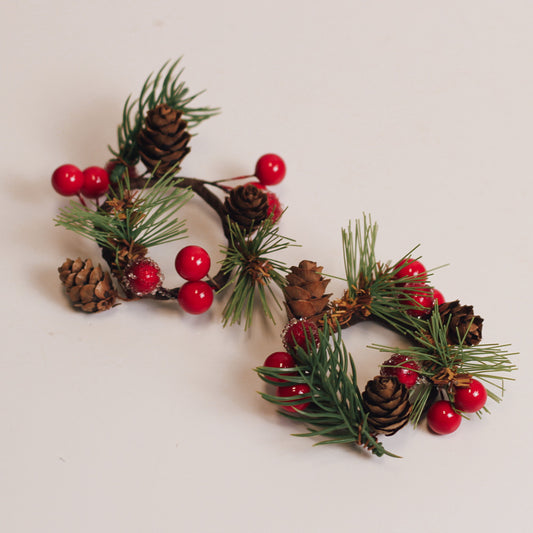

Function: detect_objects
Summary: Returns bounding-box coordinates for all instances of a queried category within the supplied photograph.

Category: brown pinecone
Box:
[438,300,483,346]
[284,260,331,324]
[137,103,191,178]
[58,258,117,313]
[363,376,412,436]
[224,183,269,232]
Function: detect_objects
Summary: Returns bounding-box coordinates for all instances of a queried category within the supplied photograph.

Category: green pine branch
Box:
[219,217,298,330]
[370,309,517,426]
[54,171,193,259]
[109,58,220,165]
[255,321,396,457]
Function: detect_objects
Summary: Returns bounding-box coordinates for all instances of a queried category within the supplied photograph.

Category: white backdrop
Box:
[1,1,531,532]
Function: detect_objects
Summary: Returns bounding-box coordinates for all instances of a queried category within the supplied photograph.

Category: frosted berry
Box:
[277,383,311,412]
[454,379,487,413]
[254,154,286,186]
[177,281,214,314]
[262,351,296,383]
[123,258,163,296]
[51,164,84,196]
[403,282,434,317]
[81,166,110,198]
[282,319,319,353]
[393,258,427,283]
[427,400,461,435]
[175,245,211,281]
[432,288,445,306]
[380,354,420,388]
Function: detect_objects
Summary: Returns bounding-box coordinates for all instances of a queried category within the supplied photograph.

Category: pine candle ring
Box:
[256,216,517,457]
[53,60,291,327]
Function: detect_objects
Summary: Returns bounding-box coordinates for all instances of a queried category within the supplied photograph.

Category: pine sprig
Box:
[54,171,193,262]
[109,58,220,165]
[220,217,297,330]
[371,309,517,425]
[256,321,396,457]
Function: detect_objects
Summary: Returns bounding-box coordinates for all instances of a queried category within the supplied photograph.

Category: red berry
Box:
[277,383,311,412]
[282,319,319,353]
[254,154,286,186]
[81,166,110,198]
[178,281,214,314]
[393,258,427,283]
[403,282,434,317]
[380,354,420,388]
[427,400,462,435]
[51,164,84,196]
[175,245,211,281]
[454,379,487,413]
[262,351,296,383]
[123,258,163,296]
[432,288,445,306]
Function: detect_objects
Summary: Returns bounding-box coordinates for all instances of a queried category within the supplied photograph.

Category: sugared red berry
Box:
[81,166,110,198]
[254,154,286,186]
[393,258,427,283]
[262,351,296,383]
[277,383,311,412]
[403,282,434,317]
[123,258,163,296]
[427,400,462,435]
[432,288,445,306]
[282,319,319,353]
[175,245,211,281]
[177,281,214,314]
[380,354,420,388]
[454,379,487,413]
[51,164,84,196]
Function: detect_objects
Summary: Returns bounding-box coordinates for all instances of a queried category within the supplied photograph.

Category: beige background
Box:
[1,1,531,532]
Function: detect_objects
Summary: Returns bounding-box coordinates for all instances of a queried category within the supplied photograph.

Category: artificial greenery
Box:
[256,320,395,457]
[220,216,297,330]
[54,170,193,269]
[109,58,219,166]
[372,309,517,426]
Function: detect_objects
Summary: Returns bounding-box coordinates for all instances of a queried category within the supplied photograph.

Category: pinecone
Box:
[438,300,483,346]
[284,260,331,324]
[137,103,191,178]
[58,258,117,313]
[224,183,269,232]
[363,376,412,436]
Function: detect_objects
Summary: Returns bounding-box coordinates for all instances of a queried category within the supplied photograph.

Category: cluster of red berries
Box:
[51,164,110,199]
[393,258,445,317]
[260,319,319,412]
[380,353,488,435]
[123,245,214,314]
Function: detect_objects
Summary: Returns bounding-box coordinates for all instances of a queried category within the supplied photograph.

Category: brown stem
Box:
[101,175,233,300]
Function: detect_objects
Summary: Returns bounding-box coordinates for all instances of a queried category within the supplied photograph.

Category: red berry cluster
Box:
[426,379,488,434]
[393,258,445,318]
[175,245,213,314]
[52,164,110,199]
[260,319,318,412]
[250,154,285,223]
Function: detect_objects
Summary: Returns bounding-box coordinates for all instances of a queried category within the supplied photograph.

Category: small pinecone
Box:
[58,258,117,313]
[363,376,412,436]
[438,300,483,346]
[137,103,191,178]
[284,260,331,324]
[224,183,269,232]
